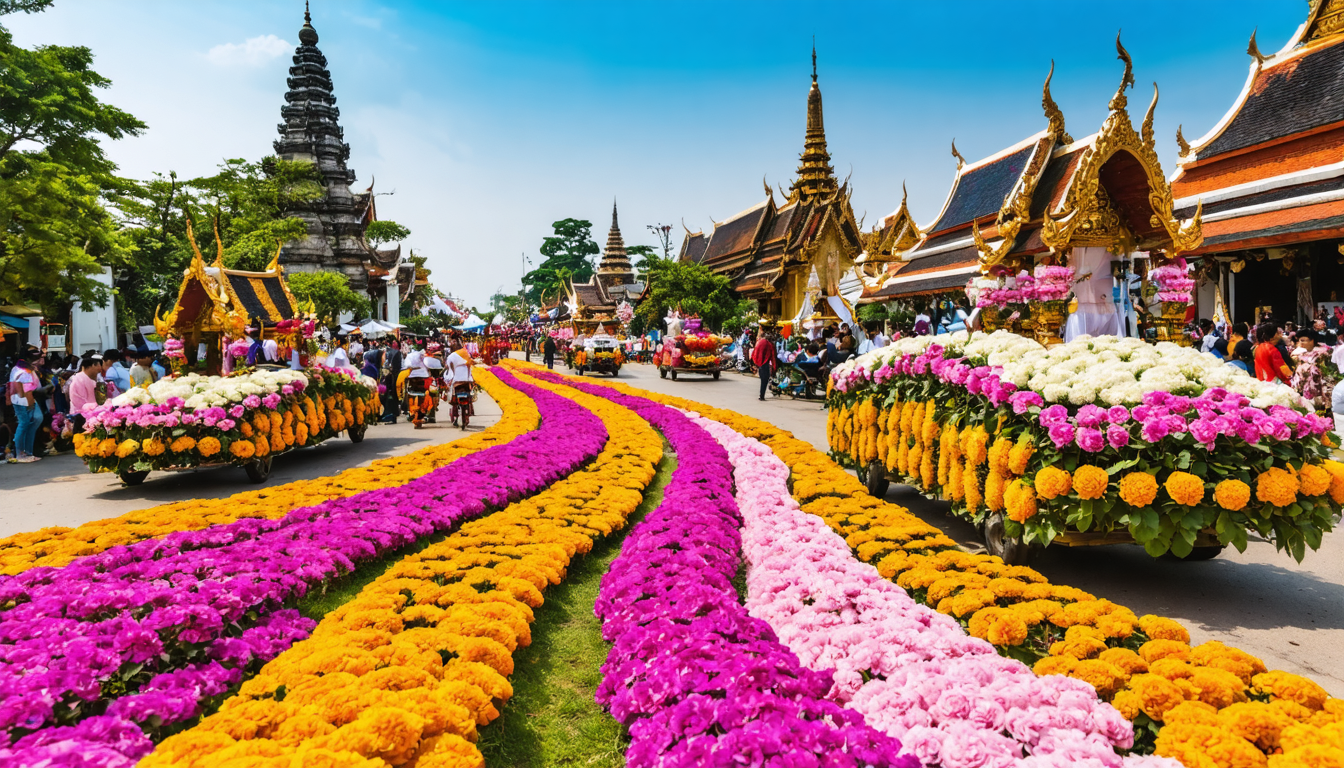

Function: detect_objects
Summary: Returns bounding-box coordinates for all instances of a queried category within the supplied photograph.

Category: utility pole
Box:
[647,223,675,260]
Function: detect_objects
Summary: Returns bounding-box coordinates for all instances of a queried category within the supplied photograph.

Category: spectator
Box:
[7,350,42,463]
[913,308,932,336]
[103,349,131,398]
[67,356,101,428]
[1198,319,1220,354]
[151,353,168,380]
[129,347,156,388]
[1254,322,1293,385]
[542,335,557,370]
[751,327,777,401]
[1311,318,1337,347]
[1226,322,1253,374]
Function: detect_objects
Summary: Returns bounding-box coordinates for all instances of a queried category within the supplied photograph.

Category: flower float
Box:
[827,331,1339,560]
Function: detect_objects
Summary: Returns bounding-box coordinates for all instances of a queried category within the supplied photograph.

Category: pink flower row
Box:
[689,412,1177,768]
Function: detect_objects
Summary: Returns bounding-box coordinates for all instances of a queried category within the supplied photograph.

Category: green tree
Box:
[0,3,145,312]
[190,157,321,271]
[522,218,597,305]
[401,311,447,336]
[635,260,749,333]
[287,271,370,330]
[366,220,410,246]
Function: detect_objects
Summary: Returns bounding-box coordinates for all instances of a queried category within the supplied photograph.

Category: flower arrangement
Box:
[134,369,661,768]
[826,331,1338,561]
[0,370,607,765]
[1148,259,1195,306]
[1032,264,1075,304]
[74,367,381,475]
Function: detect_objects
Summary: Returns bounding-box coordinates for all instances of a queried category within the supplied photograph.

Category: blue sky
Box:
[8,0,1308,307]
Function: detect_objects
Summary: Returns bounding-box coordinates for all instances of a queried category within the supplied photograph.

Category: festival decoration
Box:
[827,331,1338,561]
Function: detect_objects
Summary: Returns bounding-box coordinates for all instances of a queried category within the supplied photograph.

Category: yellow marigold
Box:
[1155,722,1268,768]
[965,426,990,467]
[1004,479,1038,523]
[1257,467,1300,508]
[1008,434,1035,476]
[1140,639,1193,664]
[1270,743,1344,768]
[252,413,270,433]
[1034,655,1076,678]
[948,460,965,502]
[1215,479,1253,512]
[1071,658,1128,698]
[1183,667,1250,710]
[98,437,117,457]
[1166,471,1206,506]
[1189,642,1268,687]
[240,422,254,438]
[1124,673,1189,721]
[169,436,196,453]
[987,614,1029,647]
[255,435,270,457]
[1034,466,1072,500]
[988,436,1012,476]
[985,471,1006,513]
[1050,630,1108,660]
[1220,701,1298,752]
[198,436,221,458]
[1099,647,1149,676]
[1074,464,1110,501]
[1118,471,1159,507]
[1254,671,1330,711]
[142,437,165,457]
[1299,464,1332,498]
[1140,615,1191,644]
[114,439,140,458]
[1164,700,1223,727]
[230,439,256,459]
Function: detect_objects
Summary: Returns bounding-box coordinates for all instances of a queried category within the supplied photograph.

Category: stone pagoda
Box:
[273,4,400,297]
[569,201,645,329]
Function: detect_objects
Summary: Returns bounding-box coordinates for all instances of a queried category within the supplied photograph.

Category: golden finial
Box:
[901,180,908,207]
[1042,60,1074,144]
[1247,28,1267,66]
[1109,32,1135,113]
[265,240,282,273]
[1141,82,1159,148]
[812,37,817,82]
[184,215,206,267]
[763,175,773,200]
[211,216,226,270]
[1176,124,1192,157]
[951,139,966,170]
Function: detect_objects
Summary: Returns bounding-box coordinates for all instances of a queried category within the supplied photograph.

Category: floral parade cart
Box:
[828,331,1342,564]
[657,316,728,381]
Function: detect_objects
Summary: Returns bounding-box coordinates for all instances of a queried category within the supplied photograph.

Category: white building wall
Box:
[70,268,117,354]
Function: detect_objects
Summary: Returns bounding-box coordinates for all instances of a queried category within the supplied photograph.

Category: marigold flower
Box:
[1099,647,1149,676]
[1074,464,1110,500]
[1214,479,1252,511]
[1141,639,1193,664]
[1008,434,1034,476]
[169,436,196,453]
[230,439,257,459]
[1165,471,1206,506]
[1220,701,1297,752]
[1162,700,1221,727]
[1034,466,1072,500]
[1124,673,1188,721]
[1139,614,1191,644]
[1118,471,1159,507]
[1004,479,1038,523]
[1257,467,1300,508]
[1254,671,1330,711]
[1299,464,1332,498]
[1071,658,1128,698]
[197,436,222,458]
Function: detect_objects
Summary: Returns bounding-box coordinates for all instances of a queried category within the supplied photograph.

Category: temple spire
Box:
[597,199,634,287]
[790,44,838,203]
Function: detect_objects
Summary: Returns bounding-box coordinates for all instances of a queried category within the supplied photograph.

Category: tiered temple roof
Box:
[568,202,645,324]
[1171,0,1344,255]
[274,5,408,296]
[679,51,861,315]
[863,42,1202,302]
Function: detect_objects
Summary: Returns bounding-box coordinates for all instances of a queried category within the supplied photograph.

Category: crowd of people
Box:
[2,345,169,463]
[324,332,480,430]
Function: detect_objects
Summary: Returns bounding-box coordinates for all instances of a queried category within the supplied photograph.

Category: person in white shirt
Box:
[327,337,353,371]
[444,341,476,428]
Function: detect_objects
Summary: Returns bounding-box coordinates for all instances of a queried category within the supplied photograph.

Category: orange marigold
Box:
[1214,479,1252,512]
[1074,464,1110,501]
[1299,464,1332,498]
[198,436,222,458]
[1004,479,1038,523]
[1123,673,1189,721]
[1165,471,1206,506]
[169,436,196,453]
[1257,467,1300,508]
[114,439,140,459]
[1008,434,1035,476]
[1140,614,1191,644]
[1254,671,1330,711]
[985,471,1006,513]
[1034,466,1073,500]
[230,439,256,459]
[1119,471,1159,507]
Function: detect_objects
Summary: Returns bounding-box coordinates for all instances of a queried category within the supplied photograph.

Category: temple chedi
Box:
[569,201,646,328]
[273,4,406,303]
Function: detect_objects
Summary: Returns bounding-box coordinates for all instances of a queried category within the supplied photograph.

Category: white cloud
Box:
[207,34,291,67]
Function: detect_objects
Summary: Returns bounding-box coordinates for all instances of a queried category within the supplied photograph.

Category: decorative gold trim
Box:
[1247,28,1267,65]
[1040,35,1204,257]
[248,278,285,322]
[973,137,1050,273]
[951,140,967,170]
[1042,61,1073,145]
[1176,125,1191,157]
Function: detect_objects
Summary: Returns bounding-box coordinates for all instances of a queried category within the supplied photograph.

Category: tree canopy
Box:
[366,220,410,246]
[0,7,145,312]
[521,218,597,305]
[635,260,750,333]
[287,271,370,329]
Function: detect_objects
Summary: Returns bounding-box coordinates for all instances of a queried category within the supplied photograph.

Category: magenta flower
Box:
[1048,423,1076,449]
[1106,425,1131,449]
[1075,427,1104,453]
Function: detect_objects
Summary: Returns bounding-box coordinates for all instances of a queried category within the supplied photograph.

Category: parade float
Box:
[77,227,381,485]
[657,312,729,381]
[572,324,623,376]
[827,330,1342,563]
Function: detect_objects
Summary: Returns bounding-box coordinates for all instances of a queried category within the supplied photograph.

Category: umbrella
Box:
[455,314,488,332]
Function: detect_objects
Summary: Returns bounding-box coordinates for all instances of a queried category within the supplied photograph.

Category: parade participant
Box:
[407,345,441,428]
[129,348,155,388]
[543,335,557,369]
[102,349,130,398]
[751,324,777,401]
[349,335,364,359]
[361,349,381,381]
[381,339,402,424]
[327,336,354,372]
[445,339,475,428]
[1254,322,1293,385]
[7,350,42,463]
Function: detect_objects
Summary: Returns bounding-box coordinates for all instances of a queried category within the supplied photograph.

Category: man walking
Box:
[751,323,777,401]
[542,335,557,370]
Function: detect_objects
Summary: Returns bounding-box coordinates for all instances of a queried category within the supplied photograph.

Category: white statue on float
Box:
[664,309,684,340]
[1063,247,1125,341]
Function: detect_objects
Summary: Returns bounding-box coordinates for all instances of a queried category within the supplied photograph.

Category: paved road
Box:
[4,359,1341,694]
[602,360,1344,697]
[0,391,502,539]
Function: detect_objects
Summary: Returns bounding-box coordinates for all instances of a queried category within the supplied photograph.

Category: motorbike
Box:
[449,381,476,430]
[768,358,829,400]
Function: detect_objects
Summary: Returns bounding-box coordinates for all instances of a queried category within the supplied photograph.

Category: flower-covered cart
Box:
[827,331,1342,564]
[657,315,727,381]
[76,367,381,485]
[574,335,623,376]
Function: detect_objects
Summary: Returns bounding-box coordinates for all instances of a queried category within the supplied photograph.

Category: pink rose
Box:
[1106,406,1130,424]
[1106,425,1130,449]
[1048,423,1076,449]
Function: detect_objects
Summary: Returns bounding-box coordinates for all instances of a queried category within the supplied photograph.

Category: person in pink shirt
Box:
[67,356,102,428]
